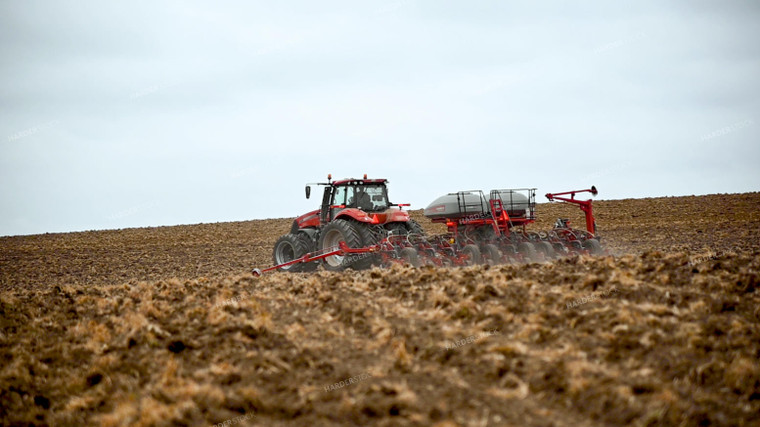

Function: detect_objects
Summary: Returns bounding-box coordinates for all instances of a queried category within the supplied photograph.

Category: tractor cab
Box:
[333,183,389,211]
[299,174,411,231]
[318,178,390,223]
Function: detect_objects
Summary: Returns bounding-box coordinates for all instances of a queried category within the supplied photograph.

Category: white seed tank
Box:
[424,190,532,219]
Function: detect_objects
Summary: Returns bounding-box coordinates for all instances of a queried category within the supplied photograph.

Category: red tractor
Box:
[272,174,423,272]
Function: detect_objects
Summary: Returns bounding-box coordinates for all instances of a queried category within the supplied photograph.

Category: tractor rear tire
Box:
[399,247,421,268]
[462,244,483,265]
[582,238,603,255]
[319,219,372,271]
[407,219,425,234]
[354,223,380,268]
[386,222,409,236]
[386,219,424,236]
[273,233,311,272]
[536,241,555,260]
[484,244,502,265]
[517,242,539,263]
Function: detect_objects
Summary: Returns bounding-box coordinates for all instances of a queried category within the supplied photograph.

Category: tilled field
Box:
[1,193,759,426]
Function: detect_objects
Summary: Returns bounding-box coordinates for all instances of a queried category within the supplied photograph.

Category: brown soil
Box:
[1,193,759,426]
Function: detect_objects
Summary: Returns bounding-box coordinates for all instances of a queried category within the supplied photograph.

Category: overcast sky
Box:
[1,1,759,236]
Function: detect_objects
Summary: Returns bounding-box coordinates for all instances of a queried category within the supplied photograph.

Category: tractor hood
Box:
[294,209,321,229]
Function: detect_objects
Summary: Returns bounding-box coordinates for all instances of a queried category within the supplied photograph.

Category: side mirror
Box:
[590,185,598,196]
[305,185,311,199]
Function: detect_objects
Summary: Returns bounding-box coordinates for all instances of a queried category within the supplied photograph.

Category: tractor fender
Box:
[362,208,411,225]
[334,208,374,223]
[385,208,411,223]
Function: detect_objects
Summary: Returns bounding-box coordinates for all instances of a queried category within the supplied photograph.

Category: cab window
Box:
[353,185,388,211]
[332,186,354,206]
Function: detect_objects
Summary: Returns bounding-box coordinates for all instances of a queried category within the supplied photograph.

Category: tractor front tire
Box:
[273,233,311,272]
